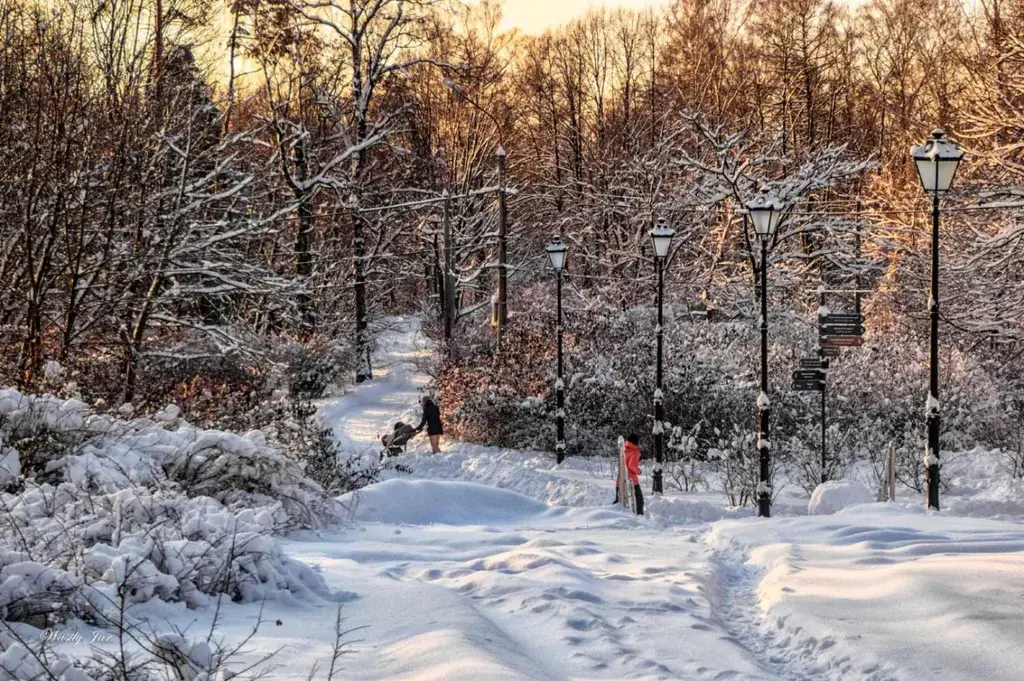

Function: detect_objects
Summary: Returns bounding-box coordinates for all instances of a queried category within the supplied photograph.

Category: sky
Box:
[498,0,668,34]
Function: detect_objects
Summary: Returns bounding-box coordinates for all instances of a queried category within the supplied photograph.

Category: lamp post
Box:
[746,189,784,518]
[910,129,964,511]
[546,236,568,463]
[650,218,676,494]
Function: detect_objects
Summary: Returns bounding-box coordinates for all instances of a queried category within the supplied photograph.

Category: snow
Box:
[0,383,339,653]
[295,318,1024,680]
[709,508,1024,681]
[42,360,62,382]
[808,479,876,515]
[9,316,1024,681]
[343,479,550,525]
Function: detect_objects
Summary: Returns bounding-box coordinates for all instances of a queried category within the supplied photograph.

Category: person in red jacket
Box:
[613,433,644,515]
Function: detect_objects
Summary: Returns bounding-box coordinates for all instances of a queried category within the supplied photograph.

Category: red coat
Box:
[623,441,641,485]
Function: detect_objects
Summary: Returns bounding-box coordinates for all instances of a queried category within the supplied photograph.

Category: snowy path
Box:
[320,318,435,456]
[295,318,818,681]
[259,317,1024,681]
[286,489,783,681]
[303,318,779,679]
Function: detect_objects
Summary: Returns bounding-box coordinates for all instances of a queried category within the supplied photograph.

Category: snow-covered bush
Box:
[438,291,1024,504]
[302,423,389,495]
[0,630,92,681]
[0,388,338,631]
[438,306,784,505]
[665,424,708,492]
[439,318,554,451]
[707,425,760,507]
[280,341,356,401]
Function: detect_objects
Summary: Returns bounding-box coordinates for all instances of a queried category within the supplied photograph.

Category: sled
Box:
[616,436,636,513]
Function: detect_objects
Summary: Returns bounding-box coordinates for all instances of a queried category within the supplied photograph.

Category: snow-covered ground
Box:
[32,317,1020,680]
[259,317,1023,681]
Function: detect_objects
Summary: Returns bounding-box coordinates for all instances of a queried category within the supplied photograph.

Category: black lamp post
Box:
[910,129,964,511]
[650,218,676,495]
[745,189,784,518]
[546,236,568,463]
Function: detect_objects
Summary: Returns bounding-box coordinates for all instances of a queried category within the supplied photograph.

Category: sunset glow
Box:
[499,0,667,33]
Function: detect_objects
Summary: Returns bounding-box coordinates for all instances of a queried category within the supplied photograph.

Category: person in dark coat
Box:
[416,395,444,453]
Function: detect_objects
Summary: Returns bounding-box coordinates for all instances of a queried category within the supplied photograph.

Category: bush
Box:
[0,388,338,631]
[436,296,1022,505]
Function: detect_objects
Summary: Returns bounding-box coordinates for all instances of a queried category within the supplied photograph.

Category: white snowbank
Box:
[344,479,548,525]
[808,479,875,515]
[709,509,1024,681]
[381,446,613,508]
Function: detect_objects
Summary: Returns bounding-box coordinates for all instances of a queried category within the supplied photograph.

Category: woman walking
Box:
[416,395,444,453]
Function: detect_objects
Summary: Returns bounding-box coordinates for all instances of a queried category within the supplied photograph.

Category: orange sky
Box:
[498,0,668,34]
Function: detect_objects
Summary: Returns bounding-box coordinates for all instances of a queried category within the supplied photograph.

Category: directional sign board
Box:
[819,347,841,357]
[793,380,825,392]
[821,335,864,347]
[819,325,865,336]
[793,370,826,381]
[800,358,829,369]
[820,314,864,325]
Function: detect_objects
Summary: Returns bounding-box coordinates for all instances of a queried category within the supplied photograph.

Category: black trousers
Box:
[613,484,644,516]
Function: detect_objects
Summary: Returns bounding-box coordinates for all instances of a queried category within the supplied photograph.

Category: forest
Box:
[4,0,1024,499]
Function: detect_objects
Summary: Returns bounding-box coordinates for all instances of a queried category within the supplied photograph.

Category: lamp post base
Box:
[757,406,771,518]
[926,413,940,510]
[925,463,940,510]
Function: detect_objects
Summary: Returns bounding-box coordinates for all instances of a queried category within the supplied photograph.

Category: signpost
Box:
[810,303,867,484]
[793,380,825,391]
[793,360,827,483]
[818,312,865,349]
[819,325,866,336]
[820,335,864,347]
[820,313,864,325]
[792,365,825,393]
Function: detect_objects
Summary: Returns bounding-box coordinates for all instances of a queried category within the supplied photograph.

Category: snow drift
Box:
[808,479,875,515]
[345,479,549,525]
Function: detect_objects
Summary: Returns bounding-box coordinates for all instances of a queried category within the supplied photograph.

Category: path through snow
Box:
[260,316,1024,681]
[298,318,824,680]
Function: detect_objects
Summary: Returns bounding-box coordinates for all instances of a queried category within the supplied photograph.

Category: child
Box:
[613,433,644,515]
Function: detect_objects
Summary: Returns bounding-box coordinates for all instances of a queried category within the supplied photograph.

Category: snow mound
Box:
[808,480,875,515]
[345,479,548,525]
[380,447,611,508]
[647,494,752,523]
